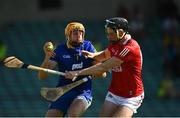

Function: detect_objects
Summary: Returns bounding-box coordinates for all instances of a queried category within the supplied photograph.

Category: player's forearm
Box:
[94,51,107,62]
[41,56,51,68]
[78,57,122,77]
[78,63,109,76]
[38,57,50,79]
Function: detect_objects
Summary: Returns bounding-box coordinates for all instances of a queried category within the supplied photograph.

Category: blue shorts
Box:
[48,89,92,114]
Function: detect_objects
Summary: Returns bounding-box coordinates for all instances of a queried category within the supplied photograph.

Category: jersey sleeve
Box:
[108,45,132,62]
[116,47,131,62]
[84,41,96,62]
[86,41,96,53]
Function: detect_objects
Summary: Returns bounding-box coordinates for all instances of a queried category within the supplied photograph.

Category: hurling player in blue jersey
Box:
[38,22,106,117]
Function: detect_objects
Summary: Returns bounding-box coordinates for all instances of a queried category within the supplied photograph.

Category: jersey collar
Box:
[122,34,131,45]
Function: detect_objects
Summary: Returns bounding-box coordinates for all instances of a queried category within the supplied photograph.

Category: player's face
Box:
[69,29,84,47]
[106,27,125,44]
[105,27,119,42]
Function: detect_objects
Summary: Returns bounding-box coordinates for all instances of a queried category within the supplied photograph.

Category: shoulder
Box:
[82,40,96,52]
[82,40,94,49]
[56,43,66,49]
[129,38,139,45]
[124,39,141,56]
[122,34,140,48]
[54,43,66,53]
[83,40,93,46]
[126,39,140,49]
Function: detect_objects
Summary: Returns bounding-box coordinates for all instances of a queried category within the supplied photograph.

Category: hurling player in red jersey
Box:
[65,17,144,117]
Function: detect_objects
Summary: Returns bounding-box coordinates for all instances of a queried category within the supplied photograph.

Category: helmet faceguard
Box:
[65,22,85,47]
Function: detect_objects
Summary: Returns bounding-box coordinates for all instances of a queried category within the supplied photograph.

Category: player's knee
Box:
[45,109,64,117]
[67,105,86,117]
[68,111,82,117]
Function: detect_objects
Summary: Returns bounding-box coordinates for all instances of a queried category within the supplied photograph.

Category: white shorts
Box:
[105,91,144,113]
[76,90,92,110]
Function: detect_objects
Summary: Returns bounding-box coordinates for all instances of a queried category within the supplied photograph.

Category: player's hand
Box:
[81,50,95,58]
[65,71,79,81]
[43,42,55,58]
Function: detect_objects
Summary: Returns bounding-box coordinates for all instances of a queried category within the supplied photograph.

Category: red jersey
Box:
[108,38,144,98]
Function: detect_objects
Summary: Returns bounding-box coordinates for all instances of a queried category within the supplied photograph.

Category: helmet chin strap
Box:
[110,30,126,44]
[116,30,126,40]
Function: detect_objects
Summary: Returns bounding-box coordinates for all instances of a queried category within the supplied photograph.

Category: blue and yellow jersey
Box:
[50,40,96,91]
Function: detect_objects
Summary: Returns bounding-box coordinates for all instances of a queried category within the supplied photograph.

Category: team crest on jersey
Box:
[111,48,118,56]
[111,48,115,53]
[72,62,83,70]
[63,55,71,58]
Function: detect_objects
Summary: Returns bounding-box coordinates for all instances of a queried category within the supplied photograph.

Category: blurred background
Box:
[0,0,180,116]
